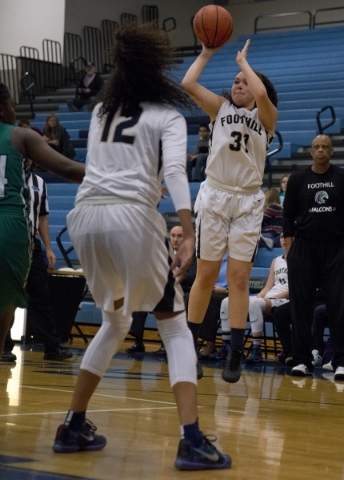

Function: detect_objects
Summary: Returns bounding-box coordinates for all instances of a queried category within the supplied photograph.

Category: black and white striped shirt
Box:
[28,173,49,237]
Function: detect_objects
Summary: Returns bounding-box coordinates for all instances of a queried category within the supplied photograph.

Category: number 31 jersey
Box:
[75,102,187,210]
[205,102,273,194]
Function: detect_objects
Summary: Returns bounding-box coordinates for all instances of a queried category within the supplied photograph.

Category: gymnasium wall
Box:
[0,0,65,57]
[0,0,343,58]
[64,0,344,47]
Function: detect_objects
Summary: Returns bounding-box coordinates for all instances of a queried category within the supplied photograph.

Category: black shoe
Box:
[197,360,203,380]
[222,348,244,383]
[0,351,17,362]
[43,346,73,361]
[174,434,231,470]
[53,419,107,453]
[151,346,166,357]
[125,344,145,353]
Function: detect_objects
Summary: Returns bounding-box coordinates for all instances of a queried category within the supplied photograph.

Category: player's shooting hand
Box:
[171,236,195,284]
[236,39,250,66]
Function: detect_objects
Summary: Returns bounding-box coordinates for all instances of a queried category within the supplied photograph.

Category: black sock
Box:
[181,418,202,447]
[135,336,143,347]
[187,321,201,351]
[64,410,86,431]
[230,328,245,351]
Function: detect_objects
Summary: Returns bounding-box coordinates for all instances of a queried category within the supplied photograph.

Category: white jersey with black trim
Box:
[75,102,191,212]
[266,255,288,297]
[206,102,273,194]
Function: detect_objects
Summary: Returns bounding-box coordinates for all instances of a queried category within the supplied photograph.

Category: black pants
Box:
[288,237,344,370]
[25,238,61,352]
[273,302,292,357]
[128,312,148,341]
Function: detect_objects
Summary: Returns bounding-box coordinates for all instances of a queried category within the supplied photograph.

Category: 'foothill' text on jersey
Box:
[283,164,344,241]
[206,102,273,194]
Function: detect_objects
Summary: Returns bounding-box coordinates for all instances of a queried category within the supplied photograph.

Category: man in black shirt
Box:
[283,134,344,380]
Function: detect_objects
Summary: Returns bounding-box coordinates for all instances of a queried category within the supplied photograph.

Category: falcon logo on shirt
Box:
[315,191,329,204]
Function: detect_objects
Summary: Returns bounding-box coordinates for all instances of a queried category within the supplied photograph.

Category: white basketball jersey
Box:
[206,102,273,193]
[267,255,288,297]
[75,102,188,210]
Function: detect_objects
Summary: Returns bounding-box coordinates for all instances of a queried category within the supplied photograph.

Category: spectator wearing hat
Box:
[67,62,104,112]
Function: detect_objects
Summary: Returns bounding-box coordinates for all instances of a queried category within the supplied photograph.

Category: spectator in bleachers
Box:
[279,174,289,205]
[67,62,104,113]
[220,232,288,363]
[42,114,75,159]
[181,39,278,384]
[18,117,43,136]
[0,82,84,359]
[284,134,344,380]
[186,123,210,182]
[259,188,283,249]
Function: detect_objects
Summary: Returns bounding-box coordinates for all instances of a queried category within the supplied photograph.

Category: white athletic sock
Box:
[80,308,132,377]
[157,312,197,387]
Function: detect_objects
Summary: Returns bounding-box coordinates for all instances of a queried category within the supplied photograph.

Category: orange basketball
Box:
[193,5,233,48]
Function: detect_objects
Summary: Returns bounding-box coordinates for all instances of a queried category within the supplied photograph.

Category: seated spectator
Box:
[279,174,289,205]
[125,312,148,353]
[220,232,288,363]
[18,117,43,136]
[42,114,75,159]
[259,188,283,249]
[186,123,210,182]
[67,62,104,112]
[192,254,228,359]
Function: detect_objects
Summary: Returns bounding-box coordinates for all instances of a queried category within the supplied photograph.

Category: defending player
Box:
[51,24,231,471]
[0,83,84,358]
[182,39,278,383]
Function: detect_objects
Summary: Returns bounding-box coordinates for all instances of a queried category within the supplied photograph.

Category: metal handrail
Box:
[69,56,87,88]
[316,106,336,135]
[254,11,312,34]
[19,71,36,119]
[265,131,283,189]
[162,17,176,32]
[313,7,344,28]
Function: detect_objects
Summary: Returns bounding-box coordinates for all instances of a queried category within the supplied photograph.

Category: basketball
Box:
[193,5,233,48]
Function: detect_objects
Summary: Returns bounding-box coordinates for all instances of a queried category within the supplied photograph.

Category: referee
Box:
[283,134,344,380]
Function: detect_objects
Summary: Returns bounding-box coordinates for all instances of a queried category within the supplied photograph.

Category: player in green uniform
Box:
[0,83,85,356]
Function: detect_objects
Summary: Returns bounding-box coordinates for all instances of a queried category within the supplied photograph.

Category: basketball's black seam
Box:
[201,8,210,46]
[213,6,219,48]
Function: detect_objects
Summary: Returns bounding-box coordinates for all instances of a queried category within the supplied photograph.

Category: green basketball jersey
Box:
[0,122,30,217]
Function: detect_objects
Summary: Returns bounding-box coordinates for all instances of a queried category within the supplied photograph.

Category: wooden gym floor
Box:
[1,335,344,480]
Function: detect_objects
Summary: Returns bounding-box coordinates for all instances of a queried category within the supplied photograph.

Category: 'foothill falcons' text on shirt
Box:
[283,164,344,241]
[206,102,273,194]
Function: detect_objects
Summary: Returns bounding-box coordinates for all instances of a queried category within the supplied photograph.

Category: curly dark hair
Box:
[0,83,10,107]
[223,71,278,108]
[98,23,194,118]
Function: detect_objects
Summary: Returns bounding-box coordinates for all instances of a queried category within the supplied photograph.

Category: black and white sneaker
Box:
[291,364,313,377]
[334,366,344,381]
[174,434,231,470]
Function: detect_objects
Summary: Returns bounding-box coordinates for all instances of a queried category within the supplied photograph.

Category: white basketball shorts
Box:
[67,203,185,316]
[194,182,264,262]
